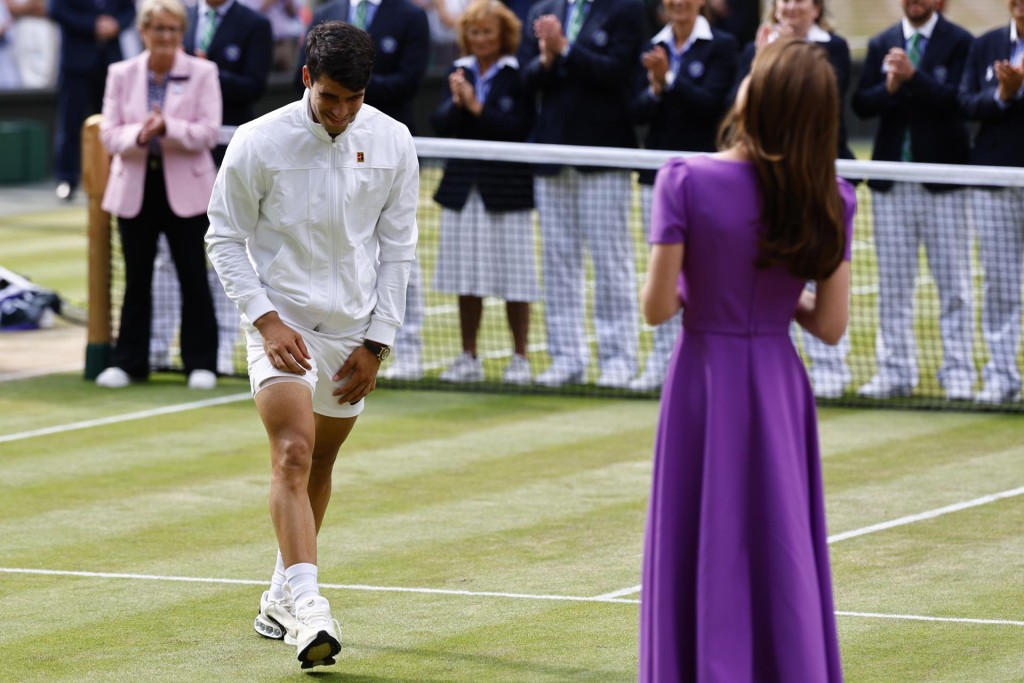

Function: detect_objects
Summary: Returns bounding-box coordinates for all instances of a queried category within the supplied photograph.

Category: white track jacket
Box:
[206,91,419,346]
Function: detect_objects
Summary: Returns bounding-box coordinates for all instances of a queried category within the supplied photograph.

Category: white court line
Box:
[0,568,638,604]
[835,611,1024,627]
[0,393,251,444]
[826,486,1024,543]
[597,485,1024,602]
[594,585,642,600]
[2,567,1020,627]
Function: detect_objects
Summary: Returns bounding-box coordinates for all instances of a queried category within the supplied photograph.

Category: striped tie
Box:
[353,1,368,30]
[901,32,921,162]
[198,8,218,53]
[566,0,589,44]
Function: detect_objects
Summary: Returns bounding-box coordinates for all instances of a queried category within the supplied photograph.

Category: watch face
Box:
[378,346,391,361]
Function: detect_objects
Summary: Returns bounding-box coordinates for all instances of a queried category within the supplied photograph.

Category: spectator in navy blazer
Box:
[628,0,736,392]
[959,2,1024,404]
[853,0,975,402]
[521,0,647,389]
[295,0,431,382]
[184,0,272,138]
[730,0,853,399]
[429,0,537,386]
[50,0,136,201]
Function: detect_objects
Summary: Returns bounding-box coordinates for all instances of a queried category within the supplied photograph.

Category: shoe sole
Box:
[297,631,340,669]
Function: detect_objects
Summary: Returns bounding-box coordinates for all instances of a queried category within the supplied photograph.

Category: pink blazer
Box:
[100,50,222,219]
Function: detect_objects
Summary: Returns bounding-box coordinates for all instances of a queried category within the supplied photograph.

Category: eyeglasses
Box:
[146,25,183,35]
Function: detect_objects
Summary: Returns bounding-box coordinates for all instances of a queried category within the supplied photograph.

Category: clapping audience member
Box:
[521,0,647,388]
[959,1,1024,404]
[731,0,854,399]
[430,0,537,385]
[145,0,272,375]
[50,0,135,200]
[95,0,221,390]
[852,0,974,401]
[628,0,737,391]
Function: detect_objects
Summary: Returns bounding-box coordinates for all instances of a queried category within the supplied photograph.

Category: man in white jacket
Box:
[206,21,418,670]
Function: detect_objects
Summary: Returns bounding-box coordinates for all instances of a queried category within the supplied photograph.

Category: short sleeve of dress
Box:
[838,178,857,262]
[650,158,689,245]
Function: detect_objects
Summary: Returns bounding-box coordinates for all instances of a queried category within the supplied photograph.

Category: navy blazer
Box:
[521,0,647,166]
[50,0,135,75]
[184,2,272,126]
[959,25,1024,168]
[294,0,429,133]
[852,15,973,191]
[431,60,535,212]
[630,27,738,184]
[732,34,854,160]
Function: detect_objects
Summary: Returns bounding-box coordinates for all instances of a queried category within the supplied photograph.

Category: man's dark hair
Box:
[305,21,375,92]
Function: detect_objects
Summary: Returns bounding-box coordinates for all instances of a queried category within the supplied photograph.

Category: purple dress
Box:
[638,156,856,682]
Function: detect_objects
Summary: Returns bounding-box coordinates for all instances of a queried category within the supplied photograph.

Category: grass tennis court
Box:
[1,373,1021,681]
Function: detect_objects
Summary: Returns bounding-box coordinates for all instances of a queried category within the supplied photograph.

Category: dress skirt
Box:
[432,188,540,302]
[638,327,843,683]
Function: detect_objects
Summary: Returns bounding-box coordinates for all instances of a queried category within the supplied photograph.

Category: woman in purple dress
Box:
[637,38,855,682]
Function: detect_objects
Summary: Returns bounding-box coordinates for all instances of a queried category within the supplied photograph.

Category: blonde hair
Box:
[136,0,187,33]
[455,0,522,57]
[765,0,832,33]
[719,39,845,280]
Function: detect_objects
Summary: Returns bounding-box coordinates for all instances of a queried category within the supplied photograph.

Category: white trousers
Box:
[972,187,1024,393]
[872,183,974,388]
[535,168,638,374]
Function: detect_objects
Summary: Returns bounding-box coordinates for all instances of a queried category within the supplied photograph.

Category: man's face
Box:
[902,0,939,26]
[302,67,365,136]
[1010,0,1024,25]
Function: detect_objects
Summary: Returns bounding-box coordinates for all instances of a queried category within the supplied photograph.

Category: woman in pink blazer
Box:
[96,0,222,390]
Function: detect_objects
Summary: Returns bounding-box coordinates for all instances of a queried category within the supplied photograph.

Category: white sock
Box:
[268,551,287,601]
[284,562,320,606]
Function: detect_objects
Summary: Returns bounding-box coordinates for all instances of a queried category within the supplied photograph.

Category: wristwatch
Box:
[362,339,391,361]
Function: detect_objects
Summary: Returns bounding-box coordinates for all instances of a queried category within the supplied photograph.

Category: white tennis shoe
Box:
[293,595,341,669]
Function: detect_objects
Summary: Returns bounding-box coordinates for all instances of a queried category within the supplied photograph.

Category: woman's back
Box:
[655,155,853,336]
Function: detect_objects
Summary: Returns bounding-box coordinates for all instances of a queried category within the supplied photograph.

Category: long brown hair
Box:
[719,39,845,281]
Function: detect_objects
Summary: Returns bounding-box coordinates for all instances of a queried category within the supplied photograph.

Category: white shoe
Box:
[187,369,217,390]
[596,362,634,389]
[439,352,484,383]
[535,361,584,387]
[293,596,341,669]
[379,359,424,381]
[254,589,296,641]
[944,380,974,402]
[503,355,532,385]
[975,384,1019,405]
[856,375,912,400]
[627,368,663,392]
[96,367,131,388]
